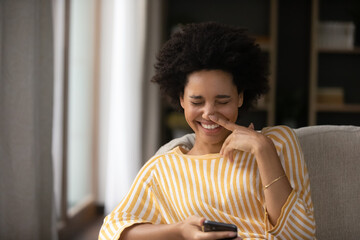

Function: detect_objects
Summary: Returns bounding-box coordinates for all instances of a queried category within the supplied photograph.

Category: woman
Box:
[99,22,316,240]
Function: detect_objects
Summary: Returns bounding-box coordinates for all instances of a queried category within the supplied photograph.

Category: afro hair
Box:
[151,22,269,112]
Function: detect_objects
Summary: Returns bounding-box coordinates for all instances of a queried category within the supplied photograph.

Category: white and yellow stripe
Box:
[99,126,316,240]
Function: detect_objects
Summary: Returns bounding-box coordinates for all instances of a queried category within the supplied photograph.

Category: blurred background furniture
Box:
[295,125,360,239]
[157,125,360,239]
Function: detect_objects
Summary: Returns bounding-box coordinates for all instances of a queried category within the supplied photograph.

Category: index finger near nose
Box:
[209,115,237,132]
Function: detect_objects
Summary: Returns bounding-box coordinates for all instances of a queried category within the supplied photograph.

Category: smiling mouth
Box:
[200,122,220,130]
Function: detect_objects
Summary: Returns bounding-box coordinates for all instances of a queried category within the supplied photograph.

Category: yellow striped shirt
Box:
[99,126,316,240]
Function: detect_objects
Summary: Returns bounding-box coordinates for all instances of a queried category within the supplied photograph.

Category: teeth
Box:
[201,123,219,129]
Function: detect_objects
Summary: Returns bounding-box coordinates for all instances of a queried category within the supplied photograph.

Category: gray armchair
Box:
[156,125,360,239]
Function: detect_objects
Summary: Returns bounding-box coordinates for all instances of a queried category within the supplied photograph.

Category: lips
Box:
[201,123,220,129]
[198,120,221,131]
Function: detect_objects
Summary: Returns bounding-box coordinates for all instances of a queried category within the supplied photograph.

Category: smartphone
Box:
[202,220,238,240]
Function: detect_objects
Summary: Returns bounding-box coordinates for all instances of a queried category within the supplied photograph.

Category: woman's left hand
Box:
[209,114,270,161]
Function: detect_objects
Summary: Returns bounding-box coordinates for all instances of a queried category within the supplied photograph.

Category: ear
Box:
[180,95,185,109]
[238,92,244,107]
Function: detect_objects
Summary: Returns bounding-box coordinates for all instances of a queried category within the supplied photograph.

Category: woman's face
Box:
[180,69,243,148]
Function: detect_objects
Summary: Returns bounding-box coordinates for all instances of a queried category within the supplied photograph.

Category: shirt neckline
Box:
[172,146,222,159]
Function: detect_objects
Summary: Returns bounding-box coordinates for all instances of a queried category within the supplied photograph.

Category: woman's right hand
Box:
[179,216,241,240]
[121,216,241,240]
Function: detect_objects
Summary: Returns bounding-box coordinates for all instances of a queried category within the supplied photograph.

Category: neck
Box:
[187,141,223,155]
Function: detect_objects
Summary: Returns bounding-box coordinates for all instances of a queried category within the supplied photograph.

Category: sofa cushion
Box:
[295,125,360,239]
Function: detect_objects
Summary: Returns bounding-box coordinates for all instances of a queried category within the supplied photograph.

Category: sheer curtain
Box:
[104,0,146,213]
[0,0,57,239]
[103,0,162,214]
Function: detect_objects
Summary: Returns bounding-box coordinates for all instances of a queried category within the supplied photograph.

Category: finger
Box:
[222,146,234,162]
[220,134,232,156]
[202,231,238,240]
[221,134,235,157]
[199,217,206,227]
[196,216,206,227]
[209,114,238,132]
[248,122,254,130]
[229,150,234,162]
[189,215,205,227]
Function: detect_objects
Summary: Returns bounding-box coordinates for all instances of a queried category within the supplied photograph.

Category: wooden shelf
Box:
[253,35,270,52]
[309,0,360,125]
[316,103,360,112]
[318,47,360,54]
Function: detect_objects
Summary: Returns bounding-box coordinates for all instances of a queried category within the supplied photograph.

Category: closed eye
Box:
[191,102,203,106]
[216,101,230,105]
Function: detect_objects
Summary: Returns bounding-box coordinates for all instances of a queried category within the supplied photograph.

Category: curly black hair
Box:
[151,22,269,112]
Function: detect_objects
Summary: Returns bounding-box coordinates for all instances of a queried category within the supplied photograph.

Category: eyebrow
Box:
[189,95,231,99]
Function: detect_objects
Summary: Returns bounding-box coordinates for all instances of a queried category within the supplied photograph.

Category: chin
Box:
[199,132,228,145]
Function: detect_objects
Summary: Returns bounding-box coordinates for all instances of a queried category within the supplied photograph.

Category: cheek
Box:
[220,106,239,122]
[183,105,198,121]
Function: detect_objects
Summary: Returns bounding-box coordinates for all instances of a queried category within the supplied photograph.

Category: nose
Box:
[202,103,215,120]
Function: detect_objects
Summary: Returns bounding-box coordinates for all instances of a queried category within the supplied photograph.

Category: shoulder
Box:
[143,148,179,170]
[261,125,295,137]
[155,134,195,156]
[137,149,181,184]
[261,125,299,149]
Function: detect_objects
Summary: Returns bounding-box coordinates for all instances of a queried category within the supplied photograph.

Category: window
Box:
[52,0,101,237]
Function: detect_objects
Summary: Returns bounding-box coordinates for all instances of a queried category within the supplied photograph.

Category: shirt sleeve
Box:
[98,158,162,240]
[262,126,316,240]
